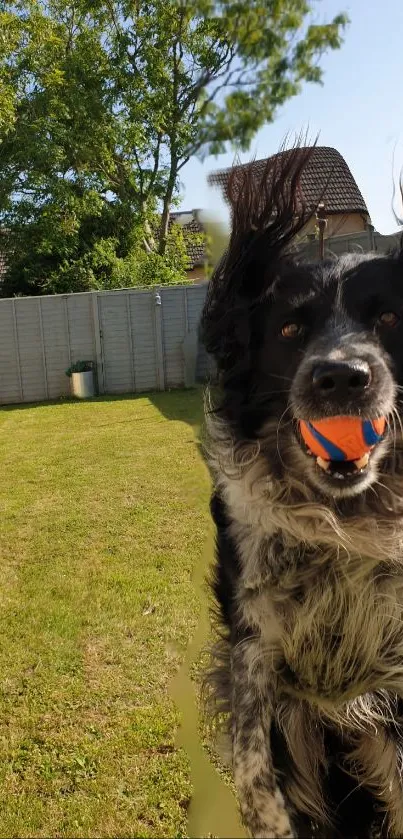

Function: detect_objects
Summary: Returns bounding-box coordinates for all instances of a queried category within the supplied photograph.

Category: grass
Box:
[0,390,212,838]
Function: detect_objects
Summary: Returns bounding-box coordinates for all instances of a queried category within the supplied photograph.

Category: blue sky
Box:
[179,0,403,235]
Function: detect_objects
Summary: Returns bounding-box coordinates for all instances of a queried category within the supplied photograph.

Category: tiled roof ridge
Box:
[208,146,369,217]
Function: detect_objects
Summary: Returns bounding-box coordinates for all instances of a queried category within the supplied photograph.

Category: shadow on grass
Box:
[148,387,207,461]
[1,387,208,457]
[148,387,203,426]
[1,387,203,419]
[0,393,144,413]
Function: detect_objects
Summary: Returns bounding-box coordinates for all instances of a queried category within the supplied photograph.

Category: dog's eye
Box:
[281,322,304,339]
[378,312,399,328]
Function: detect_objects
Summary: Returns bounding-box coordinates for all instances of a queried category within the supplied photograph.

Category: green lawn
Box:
[0,390,214,838]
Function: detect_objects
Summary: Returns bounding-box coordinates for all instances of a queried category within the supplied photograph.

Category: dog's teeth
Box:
[354,453,370,469]
[316,456,330,471]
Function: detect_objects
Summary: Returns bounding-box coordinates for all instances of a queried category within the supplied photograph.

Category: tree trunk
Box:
[143,218,156,252]
[158,165,177,256]
[137,199,156,253]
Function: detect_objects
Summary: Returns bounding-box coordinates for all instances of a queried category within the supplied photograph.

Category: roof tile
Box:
[169,211,206,267]
[208,146,369,217]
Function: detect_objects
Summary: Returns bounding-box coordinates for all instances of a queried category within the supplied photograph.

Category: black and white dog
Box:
[201,146,403,838]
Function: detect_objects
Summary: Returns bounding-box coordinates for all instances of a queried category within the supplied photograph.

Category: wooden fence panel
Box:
[0,282,212,404]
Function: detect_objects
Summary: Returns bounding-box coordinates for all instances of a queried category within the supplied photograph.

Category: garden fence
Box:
[0,283,214,405]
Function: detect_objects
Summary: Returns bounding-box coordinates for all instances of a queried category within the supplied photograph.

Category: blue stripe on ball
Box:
[307,423,346,461]
[362,419,383,446]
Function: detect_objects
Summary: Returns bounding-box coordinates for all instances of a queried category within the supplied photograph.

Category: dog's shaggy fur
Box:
[200,145,403,838]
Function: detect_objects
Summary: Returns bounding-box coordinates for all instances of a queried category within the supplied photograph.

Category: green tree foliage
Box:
[0,0,347,295]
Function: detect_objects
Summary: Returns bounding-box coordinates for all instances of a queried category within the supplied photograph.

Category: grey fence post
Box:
[38,297,49,400]
[154,288,165,391]
[181,288,198,388]
[11,299,23,402]
[91,293,105,394]
[63,297,72,367]
[125,292,136,392]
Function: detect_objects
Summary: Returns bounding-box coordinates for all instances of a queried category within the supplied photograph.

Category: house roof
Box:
[169,210,206,267]
[208,147,369,217]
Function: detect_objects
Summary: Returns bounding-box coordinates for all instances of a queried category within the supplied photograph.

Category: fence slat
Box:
[12,299,24,402]
[153,288,165,391]
[38,298,49,400]
[125,292,136,392]
[64,297,72,367]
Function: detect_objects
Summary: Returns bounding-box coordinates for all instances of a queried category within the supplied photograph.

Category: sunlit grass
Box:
[0,390,210,838]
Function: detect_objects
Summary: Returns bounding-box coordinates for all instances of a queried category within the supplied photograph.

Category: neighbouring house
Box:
[208,146,373,241]
[169,209,208,281]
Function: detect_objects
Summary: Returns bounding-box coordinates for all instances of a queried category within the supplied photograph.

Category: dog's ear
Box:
[201,142,317,371]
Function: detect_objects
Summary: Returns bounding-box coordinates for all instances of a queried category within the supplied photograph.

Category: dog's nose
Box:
[312,360,372,400]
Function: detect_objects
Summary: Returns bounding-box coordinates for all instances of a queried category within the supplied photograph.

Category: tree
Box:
[97,0,347,253]
[0,9,20,138]
[0,0,347,295]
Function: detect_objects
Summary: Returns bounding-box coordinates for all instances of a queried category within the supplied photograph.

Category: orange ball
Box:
[299,416,386,461]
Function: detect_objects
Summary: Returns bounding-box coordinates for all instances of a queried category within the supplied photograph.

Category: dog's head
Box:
[201,147,403,500]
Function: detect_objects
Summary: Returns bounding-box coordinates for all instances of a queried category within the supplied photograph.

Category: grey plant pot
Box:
[71,371,95,399]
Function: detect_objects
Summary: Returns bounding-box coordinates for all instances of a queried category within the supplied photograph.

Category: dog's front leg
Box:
[232,640,294,839]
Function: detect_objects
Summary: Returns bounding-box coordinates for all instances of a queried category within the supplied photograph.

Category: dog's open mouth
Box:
[296,417,387,482]
[304,446,372,481]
